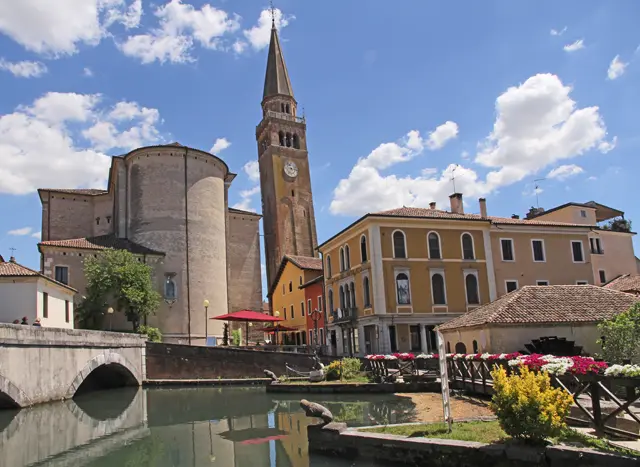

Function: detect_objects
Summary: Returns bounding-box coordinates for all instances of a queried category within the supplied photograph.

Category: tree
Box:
[598,303,640,364]
[78,249,161,331]
[222,323,229,346]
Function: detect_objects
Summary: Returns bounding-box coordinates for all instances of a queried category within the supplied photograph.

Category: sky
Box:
[1,0,639,298]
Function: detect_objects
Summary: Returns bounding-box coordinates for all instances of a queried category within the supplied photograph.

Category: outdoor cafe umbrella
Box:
[256,323,298,345]
[212,310,283,345]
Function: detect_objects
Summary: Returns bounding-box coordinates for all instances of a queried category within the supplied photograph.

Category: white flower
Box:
[416,353,433,359]
[481,353,491,360]
[385,355,397,360]
[605,364,640,377]
[498,354,507,359]
[465,354,475,360]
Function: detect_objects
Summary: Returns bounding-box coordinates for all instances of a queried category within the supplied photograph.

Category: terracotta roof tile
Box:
[604,274,640,295]
[286,255,323,271]
[0,259,77,292]
[39,188,108,196]
[39,235,164,255]
[438,285,639,331]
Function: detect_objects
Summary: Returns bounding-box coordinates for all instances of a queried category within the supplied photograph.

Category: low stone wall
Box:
[266,381,439,394]
[145,343,340,380]
[308,422,638,467]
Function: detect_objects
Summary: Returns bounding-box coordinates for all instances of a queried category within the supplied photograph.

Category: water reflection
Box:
[0,386,417,466]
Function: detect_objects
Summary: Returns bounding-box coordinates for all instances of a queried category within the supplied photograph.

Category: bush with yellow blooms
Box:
[490,366,573,442]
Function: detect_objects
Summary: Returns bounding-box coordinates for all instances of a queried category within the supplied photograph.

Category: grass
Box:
[281,375,372,385]
[364,421,640,458]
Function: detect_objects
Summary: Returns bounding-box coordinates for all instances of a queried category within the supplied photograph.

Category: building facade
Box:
[0,256,76,329]
[36,144,263,344]
[319,194,637,356]
[257,21,318,291]
[302,275,325,347]
[269,255,322,345]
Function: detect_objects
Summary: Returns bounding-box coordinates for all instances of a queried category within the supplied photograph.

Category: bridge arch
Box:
[0,374,31,409]
[65,351,142,399]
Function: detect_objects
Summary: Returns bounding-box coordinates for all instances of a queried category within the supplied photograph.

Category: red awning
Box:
[257,324,298,332]
[211,310,283,322]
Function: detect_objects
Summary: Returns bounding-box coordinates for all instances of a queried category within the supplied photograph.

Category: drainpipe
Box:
[184,149,192,345]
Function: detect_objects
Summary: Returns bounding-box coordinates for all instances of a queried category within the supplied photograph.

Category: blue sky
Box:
[1,0,639,293]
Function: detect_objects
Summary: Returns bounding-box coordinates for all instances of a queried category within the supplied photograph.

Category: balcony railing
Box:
[591,248,605,255]
[265,110,305,124]
[329,307,358,325]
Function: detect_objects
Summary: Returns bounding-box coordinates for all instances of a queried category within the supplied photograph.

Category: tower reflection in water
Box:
[0,386,417,467]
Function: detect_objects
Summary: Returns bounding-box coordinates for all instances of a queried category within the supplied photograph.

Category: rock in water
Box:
[264,369,278,382]
[300,399,333,424]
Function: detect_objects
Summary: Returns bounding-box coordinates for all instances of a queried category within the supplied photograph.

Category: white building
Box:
[0,255,76,329]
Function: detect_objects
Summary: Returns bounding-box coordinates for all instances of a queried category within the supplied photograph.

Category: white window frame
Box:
[463,269,481,307]
[505,280,519,294]
[339,247,345,271]
[54,265,70,285]
[536,280,549,286]
[460,232,475,260]
[429,268,448,307]
[360,234,368,263]
[576,280,588,285]
[500,238,515,262]
[599,269,607,284]
[394,267,412,307]
[392,229,408,259]
[344,244,351,270]
[571,240,585,263]
[427,231,442,259]
[317,295,322,312]
[531,239,546,263]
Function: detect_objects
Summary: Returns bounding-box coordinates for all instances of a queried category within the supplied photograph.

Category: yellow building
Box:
[318,193,637,357]
[268,255,322,345]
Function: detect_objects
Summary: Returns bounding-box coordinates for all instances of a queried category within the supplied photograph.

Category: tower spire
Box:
[262,6,294,100]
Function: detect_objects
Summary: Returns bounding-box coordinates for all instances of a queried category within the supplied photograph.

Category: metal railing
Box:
[330,307,358,325]
[265,110,305,124]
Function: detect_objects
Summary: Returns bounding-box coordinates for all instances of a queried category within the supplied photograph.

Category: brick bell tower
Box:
[256,17,318,290]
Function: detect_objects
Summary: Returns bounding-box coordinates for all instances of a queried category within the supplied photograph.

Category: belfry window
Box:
[279,131,285,146]
[164,274,177,300]
[285,132,292,147]
[293,134,300,149]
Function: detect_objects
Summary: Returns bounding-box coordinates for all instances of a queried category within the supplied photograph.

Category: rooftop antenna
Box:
[270,0,276,28]
[450,164,460,193]
[534,178,546,208]
[9,247,16,259]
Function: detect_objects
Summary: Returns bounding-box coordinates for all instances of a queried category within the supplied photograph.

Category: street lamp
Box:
[274,311,280,345]
[310,308,321,347]
[203,299,209,346]
[106,307,114,331]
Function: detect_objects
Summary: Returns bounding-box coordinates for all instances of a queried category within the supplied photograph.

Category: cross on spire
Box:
[270,0,276,28]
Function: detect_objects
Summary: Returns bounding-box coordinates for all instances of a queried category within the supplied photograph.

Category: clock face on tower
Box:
[283,160,298,178]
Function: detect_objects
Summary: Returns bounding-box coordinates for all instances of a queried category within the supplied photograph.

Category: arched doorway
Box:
[454,342,467,354]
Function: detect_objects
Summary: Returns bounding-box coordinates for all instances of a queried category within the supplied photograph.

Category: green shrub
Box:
[490,366,573,442]
[324,358,362,381]
[325,360,342,380]
[231,329,241,346]
[137,325,162,342]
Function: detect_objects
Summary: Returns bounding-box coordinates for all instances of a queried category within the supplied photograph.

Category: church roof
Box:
[38,235,165,256]
[0,257,77,292]
[263,24,294,99]
[267,255,322,298]
[39,188,108,196]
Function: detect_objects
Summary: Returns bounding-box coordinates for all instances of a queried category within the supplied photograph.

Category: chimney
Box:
[429,202,436,210]
[9,256,16,263]
[449,193,464,214]
[511,214,520,220]
[479,198,487,218]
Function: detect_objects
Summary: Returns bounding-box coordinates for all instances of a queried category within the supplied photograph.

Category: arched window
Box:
[431,273,446,305]
[360,235,368,263]
[328,289,334,313]
[339,285,345,309]
[292,134,300,149]
[465,273,480,305]
[285,132,292,147]
[455,342,467,354]
[462,233,475,260]
[396,273,411,305]
[428,232,441,259]
[350,282,356,308]
[299,275,303,285]
[164,276,177,299]
[472,340,478,353]
[281,103,285,112]
[344,245,351,270]
[393,230,407,258]
[286,104,290,114]
[345,284,351,308]
[279,131,285,146]
[339,248,345,272]
[289,281,293,293]
[326,256,332,278]
[363,276,371,307]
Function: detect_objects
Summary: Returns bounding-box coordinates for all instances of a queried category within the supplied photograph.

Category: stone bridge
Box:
[0,324,146,408]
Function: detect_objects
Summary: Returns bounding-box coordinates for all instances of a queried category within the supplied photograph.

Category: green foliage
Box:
[222,323,229,345]
[490,366,573,442]
[137,325,162,342]
[78,249,160,331]
[324,358,362,381]
[598,303,640,364]
[601,218,632,233]
[231,329,241,346]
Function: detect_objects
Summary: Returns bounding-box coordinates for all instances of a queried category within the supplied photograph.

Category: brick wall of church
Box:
[41,193,114,241]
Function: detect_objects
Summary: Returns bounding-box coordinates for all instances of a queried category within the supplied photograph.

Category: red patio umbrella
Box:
[212,310,282,345]
[257,323,299,345]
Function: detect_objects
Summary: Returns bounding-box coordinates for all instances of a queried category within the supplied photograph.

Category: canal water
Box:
[0,386,420,466]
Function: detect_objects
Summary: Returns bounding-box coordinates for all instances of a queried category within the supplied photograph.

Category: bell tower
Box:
[256,18,318,290]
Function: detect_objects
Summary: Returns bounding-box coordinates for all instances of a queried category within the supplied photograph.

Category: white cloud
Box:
[550,27,567,36]
[331,73,610,216]
[232,40,247,54]
[0,91,164,195]
[587,176,597,181]
[8,227,33,236]
[598,136,617,153]
[0,0,142,56]
[547,164,584,181]
[232,185,260,212]
[426,121,459,150]
[31,231,41,239]
[119,0,241,64]
[563,39,584,52]
[243,160,260,182]
[607,55,628,80]
[210,137,231,154]
[83,67,94,77]
[243,8,293,51]
[0,59,47,78]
